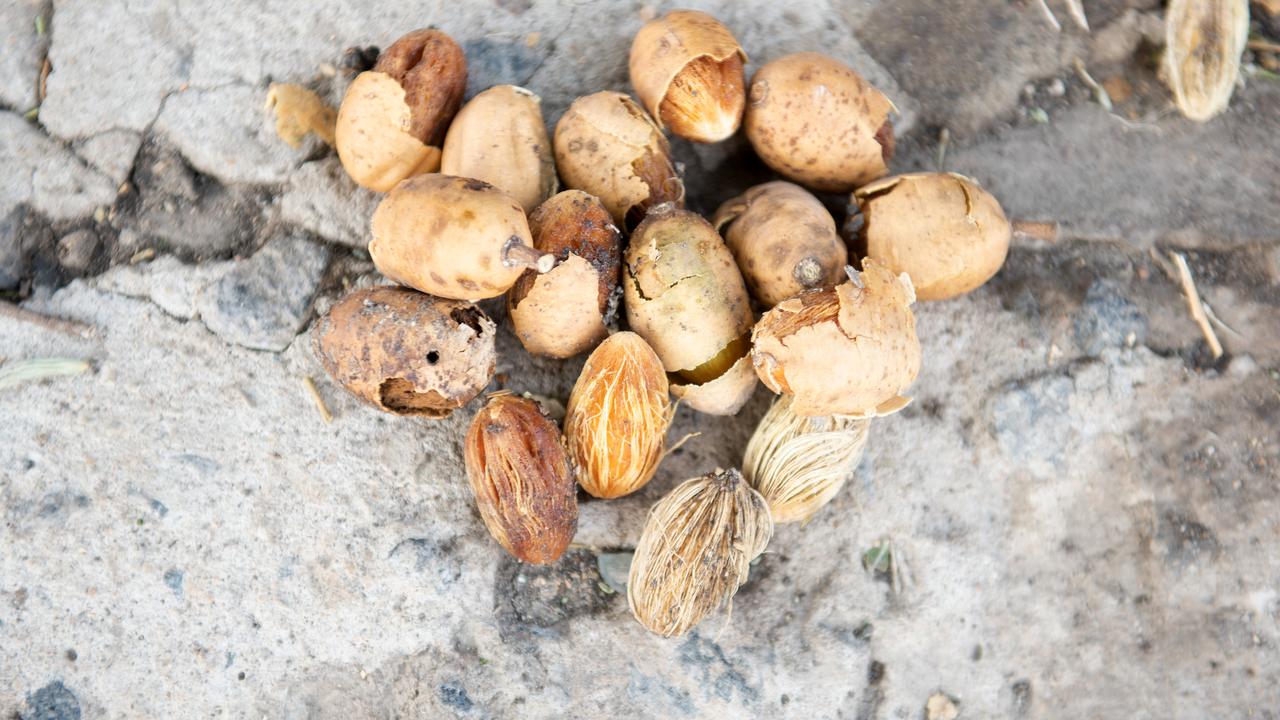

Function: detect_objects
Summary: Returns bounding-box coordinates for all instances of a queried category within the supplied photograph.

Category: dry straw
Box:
[1164,0,1249,121]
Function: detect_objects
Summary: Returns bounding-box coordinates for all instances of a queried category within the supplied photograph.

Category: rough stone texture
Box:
[0,112,115,222]
[0,0,45,113]
[72,129,142,187]
[279,157,380,249]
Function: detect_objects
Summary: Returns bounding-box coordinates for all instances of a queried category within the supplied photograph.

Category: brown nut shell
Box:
[856,172,1011,301]
[441,85,557,214]
[373,28,468,147]
[629,10,747,143]
[751,260,920,417]
[744,52,894,192]
[564,332,673,499]
[335,72,443,192]
[553,91,684,230]
[464,394,578,564]
[714,181,847,307]
[312,286,496,417]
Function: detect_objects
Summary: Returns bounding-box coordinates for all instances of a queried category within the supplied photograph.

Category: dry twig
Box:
[1169,251,1224,359]
[301,376,333,423]
[1011,220,1060,244]
[1035,0,1062,31]
[1073,58,1113,111]
[0,301,96,338]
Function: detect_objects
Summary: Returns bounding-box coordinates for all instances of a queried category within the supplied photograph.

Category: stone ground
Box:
[2,0,1279,717]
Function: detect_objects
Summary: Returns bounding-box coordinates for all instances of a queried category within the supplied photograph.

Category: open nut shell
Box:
[670,353,757,416]
[335,72,442,192]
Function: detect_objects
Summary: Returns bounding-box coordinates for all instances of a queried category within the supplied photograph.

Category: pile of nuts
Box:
[312,11,1013,638]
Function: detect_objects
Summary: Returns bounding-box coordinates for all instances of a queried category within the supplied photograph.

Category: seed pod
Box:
[713,181,847,308]
[752,260,920,418]
[508,191,623,358]
[464,393,577,564]
[335,29,467,192]
[370,174,553,301]
[1164,0,1249,121]
[855,173,1011,301]
[440,85,558,214]
[744,52,894,193]
[624,204,756,415]
[628,468,773,638]
[629,10,747,143]
[564,332,673,499]
[553,91,685,230]
[312,286,495,417]
[742,395,870,524]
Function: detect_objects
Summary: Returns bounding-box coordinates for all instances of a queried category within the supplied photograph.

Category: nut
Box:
[855,173,1011,301]
[713,181,848,307]
[624,204,756,415]
[627,468,773,637]
[744,52,894,193]
[369,174,553,301]
[464,393,578,564]
[508,191,623,358]
[629,10,747,143]
[335,29,467,191]
[1164,0,1249,121]
[312,286,495,418]
[751,260,920,417]
[441,85,558,214]
[564,332,673,499]
[553,91,685,230]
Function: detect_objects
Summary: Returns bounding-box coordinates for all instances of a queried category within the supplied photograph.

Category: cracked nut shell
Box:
[312,286,495,418]
[441,85,557,214]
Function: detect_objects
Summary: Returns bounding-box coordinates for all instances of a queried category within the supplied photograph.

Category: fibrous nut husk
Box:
[743,394,870,524]
[751,260,920,418]
[744,52,894,193]
[713,181,847,308]
[553,91,685,230]
[564,332,673,499]
[335,29,467,191]
[624,204,756,415]
[441,85,558,214]
[855,172,1011,301]
[464,393,578,564]
[627,468,773,638]
[312,286,495,418]
[629,10,747,143]
[370,174,552,301]
[508,190,623,359]
[1163,0,1249,122]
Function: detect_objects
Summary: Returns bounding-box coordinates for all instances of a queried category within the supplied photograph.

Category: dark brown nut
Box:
[373,28,468,147]
[441,85,557,214]
[508,190,623,359]
[312,286,495,418]
[464,394,578,564]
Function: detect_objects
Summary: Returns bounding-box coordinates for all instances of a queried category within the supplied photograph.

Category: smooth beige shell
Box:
[441,85,558,214]
[856,173,1011,301]
[369,174,533,301]
[714,181,848,307]
[335,72,441,192]
[744,53,894,192]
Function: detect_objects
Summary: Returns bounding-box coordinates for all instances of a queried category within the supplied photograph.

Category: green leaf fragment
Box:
[0,358,90,390]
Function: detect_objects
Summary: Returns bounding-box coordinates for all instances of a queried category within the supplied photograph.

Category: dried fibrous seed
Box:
[752,260,920,418]
[855,173,1011,301]
[564,332,673,499]
[441,85,558,214]
[464,394,578,564]
[627,468,773,638]
[1163,0,1249,121]
[714,181,847,308]
[744,53,894,192]
[629,10,747,143]
[312,286,495,418]
[743,395,871,524]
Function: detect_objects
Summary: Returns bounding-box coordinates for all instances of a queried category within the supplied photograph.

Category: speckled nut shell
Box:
[312,286,496,418]
[629,10,747,143]
[713,181,847,307]
[553,91,684,230]
[751,260,920,417]
[744,52,894,193]
[856,173,1011,301]
[441,85,557,214]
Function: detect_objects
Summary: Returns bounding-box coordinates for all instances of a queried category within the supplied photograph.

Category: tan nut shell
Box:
[335,72,442,192]
[629,10,747,143]
[441,85,558,214]
[751,260,920,417]
[554,91,684,227]
[856,173,1011,301]
[312,286,495,418]
[714,181,848,307]
[744,53,895,192]
[370,174,534,301]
